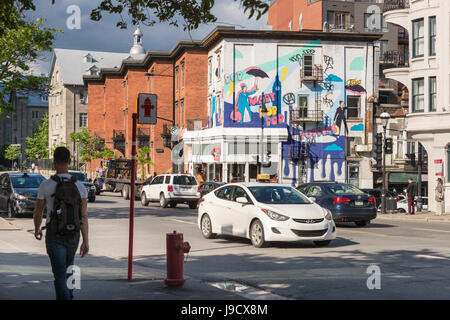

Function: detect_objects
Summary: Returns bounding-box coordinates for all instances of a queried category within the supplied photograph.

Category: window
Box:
[216,52,221,80]
[215,186,234,201]
[174,101,178,127]
[379,40,389,57]
[429,77,436,112]
[307,186,323,197]
[347,96,360,118]
[412,19,424,58]
[175,67,179,91]
[412,78,425,112]
[79,113,88,127]
[41,95,48,102]
[297,95,308,118]
[32,111,39,120]
[208,58,212,85]
[429,16,436,56]
[55,114,59,129]
[165,176,171,184]
[232,187,251,202]
[303,55,313,77]
[60,113,64,128]
[181,99,184,127]
[181,60,185,88]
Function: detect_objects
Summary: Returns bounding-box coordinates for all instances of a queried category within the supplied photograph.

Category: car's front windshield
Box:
[248,186,311,204]
[70,172,87,182]
[11,175,46,189]
[328,184,365,195]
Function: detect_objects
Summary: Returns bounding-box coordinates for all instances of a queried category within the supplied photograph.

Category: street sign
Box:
[137,93,157,124]
[435,159,443,176]
[171,126,179,142]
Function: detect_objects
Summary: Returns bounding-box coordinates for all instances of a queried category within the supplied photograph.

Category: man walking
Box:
[333,100,348,135]
[33,147,89,300]
[406,178,417,215]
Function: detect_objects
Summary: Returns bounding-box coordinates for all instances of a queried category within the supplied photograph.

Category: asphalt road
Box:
[2,192,450,300]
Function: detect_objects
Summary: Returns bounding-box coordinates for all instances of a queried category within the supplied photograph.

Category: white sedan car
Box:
[198,183,336,248]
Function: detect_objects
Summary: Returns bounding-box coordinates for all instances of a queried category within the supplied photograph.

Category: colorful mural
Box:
[208,40,372,185]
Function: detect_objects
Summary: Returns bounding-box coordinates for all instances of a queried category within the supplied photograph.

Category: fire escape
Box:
[289,59,325,183]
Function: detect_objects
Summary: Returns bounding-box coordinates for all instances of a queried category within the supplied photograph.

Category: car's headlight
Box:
[261,209,290,221]
[14,193,26,201]
[323,208,333,221]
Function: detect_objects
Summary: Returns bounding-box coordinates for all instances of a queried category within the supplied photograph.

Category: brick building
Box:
[83,35,208,177]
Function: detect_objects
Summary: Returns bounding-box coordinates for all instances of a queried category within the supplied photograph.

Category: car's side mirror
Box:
[236,197,249,204]
[308,197,316,202]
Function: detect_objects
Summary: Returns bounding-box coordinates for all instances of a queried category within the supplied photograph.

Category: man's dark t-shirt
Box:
[407,182,416,197]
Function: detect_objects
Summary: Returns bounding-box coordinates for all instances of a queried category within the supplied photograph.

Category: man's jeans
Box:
[45,231,80,300]
[408,196,415,215]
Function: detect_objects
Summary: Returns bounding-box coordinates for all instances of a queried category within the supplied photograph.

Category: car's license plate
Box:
[355,201,364,206]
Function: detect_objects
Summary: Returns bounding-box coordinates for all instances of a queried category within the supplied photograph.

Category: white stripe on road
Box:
[168,219,197,225]
[413,228,450,233]
[415,254,449,260]
[0,238,26,253]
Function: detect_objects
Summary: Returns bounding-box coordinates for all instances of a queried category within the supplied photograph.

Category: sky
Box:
[27,0,270,75]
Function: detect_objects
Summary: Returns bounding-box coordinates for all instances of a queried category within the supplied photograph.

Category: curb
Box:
[0,217,22,230]
[376,214,450,223]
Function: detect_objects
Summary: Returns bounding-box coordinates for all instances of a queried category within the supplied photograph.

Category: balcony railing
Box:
[301,65,323,82]
[290,108,323,123]
[383,0,410,13]
[381,50,409,67]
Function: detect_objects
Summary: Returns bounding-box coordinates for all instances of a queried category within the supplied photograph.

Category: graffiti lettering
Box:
[323,55,334,74]
[289,49,315,63]
[259,105,278,118]
[249,93,276,106]
[265,114,285,127]
[283,93,296,105]
[346,79,362,86]
[224,71,244,85]
[322,96,334,110]
[299,124,339,140]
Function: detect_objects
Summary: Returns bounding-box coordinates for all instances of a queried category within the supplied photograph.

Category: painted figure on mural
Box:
[233,81,257,124]
[333,100,348,135]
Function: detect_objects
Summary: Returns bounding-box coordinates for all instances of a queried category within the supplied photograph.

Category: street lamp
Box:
[380,112,390,214]
[259,92,269,175]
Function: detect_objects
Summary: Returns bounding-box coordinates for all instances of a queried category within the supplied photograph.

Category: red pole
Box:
[128,113,137,281]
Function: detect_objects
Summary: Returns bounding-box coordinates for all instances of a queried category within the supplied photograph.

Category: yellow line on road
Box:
[336,228,388,237]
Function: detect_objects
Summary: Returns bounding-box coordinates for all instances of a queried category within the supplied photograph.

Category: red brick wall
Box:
[268,0,323,31]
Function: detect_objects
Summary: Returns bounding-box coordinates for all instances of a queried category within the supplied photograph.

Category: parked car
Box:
[198,183,336,248]
[141,174,200,208]
[68,171,96,202]
[93,177,105,195]
[0,172,46,218]
[199,182,224,198]
[361,188,397,208]
[297,182,377,227]
[396,197,428,213]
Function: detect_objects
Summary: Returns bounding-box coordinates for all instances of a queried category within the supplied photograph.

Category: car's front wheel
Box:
[313,240,331,247]
[7,202,16,218]
[250,220,268,248]
[201,214,216,239]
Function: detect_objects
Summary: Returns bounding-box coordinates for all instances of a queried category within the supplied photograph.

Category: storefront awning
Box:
[388,172,417,184]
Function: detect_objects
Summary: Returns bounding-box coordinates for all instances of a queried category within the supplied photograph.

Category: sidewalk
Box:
[375,210,450,223]
[0,217,243,300]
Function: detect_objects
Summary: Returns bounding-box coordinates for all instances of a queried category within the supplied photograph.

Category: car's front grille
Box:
[293,218,324,224]
[291,228,328,237]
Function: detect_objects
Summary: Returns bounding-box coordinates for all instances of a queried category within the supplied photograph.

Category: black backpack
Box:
[49,175,82,236]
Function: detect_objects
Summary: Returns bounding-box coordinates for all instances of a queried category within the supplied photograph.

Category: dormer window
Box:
[84,53,93,63]
[88,65,99,75]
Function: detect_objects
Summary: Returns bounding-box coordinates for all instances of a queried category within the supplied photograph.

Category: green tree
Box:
[90,0,269,31]
[0,1,61,118]
[137,146,154,180]
[4,145,21,167]
[25,113,49,159]
[70,128,101,177]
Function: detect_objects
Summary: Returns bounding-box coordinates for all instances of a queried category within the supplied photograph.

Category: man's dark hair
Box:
[53,147,71,164]
[339,100,344,105]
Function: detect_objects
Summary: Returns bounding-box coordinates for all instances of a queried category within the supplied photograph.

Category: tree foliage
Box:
[0,1,60,118]
[25,113,49,159]
[137,146,153,179]
[90,0,269,31]
[4,145,21,161]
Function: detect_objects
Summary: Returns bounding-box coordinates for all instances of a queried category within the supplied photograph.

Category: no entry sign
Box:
[137,93,157,124]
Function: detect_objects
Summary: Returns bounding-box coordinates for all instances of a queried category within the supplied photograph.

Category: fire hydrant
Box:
[165,230,191,287]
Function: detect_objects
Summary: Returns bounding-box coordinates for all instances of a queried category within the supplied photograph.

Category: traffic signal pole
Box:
[381,126,387,215]
[128,113,137,281]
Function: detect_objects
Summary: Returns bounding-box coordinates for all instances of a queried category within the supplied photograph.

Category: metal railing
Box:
[381,50,409,67]
[383,0,410,13]
[301,65,324,82]
[290,108,323,123]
